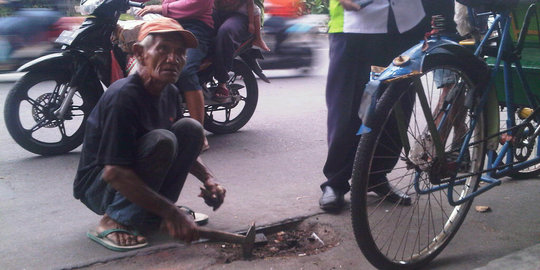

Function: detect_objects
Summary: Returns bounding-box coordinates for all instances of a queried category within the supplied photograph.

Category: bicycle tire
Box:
[351,59,487,269]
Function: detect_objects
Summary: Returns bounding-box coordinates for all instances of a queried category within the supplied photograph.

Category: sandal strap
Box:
[97,228,139,238]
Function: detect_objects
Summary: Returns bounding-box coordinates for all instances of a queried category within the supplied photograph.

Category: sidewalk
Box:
[70,184,540,270]
[474,244,540,270]
[67,174,540,270]
[1,138,539,270]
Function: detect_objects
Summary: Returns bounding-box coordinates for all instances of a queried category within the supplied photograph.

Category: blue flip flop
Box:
[87,228,148,252]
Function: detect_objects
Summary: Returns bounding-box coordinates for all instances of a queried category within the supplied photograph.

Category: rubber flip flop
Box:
[178,205,209,226]
[87,228,148,252]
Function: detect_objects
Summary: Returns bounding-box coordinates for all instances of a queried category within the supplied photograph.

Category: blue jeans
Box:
[175,20,214,92]
[80,118,204,228]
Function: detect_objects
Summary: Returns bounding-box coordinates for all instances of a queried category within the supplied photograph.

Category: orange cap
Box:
[137,18,198,48]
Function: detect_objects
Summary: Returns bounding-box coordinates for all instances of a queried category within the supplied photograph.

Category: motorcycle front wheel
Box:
[204,59,258,134]
[4,70,99,155]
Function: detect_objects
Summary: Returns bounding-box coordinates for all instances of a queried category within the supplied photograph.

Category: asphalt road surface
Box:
[1,42,539,270]
[0,47,333,269]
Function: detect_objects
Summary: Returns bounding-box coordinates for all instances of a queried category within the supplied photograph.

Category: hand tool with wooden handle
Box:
[198,222,256,258]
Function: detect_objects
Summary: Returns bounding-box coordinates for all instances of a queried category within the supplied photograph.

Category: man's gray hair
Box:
[138,34,155,49]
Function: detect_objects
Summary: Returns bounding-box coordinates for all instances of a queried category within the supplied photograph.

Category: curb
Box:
[61,213,320,270]
[473,243,540,270]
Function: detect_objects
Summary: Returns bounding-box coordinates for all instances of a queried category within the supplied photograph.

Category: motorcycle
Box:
[0,5,85,72]
[258,5,323,71]
[3,0,268,156]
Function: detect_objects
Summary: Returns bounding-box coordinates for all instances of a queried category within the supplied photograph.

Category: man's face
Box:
[140,33,187,84]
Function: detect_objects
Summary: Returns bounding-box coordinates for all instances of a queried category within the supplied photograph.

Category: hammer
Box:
[198,222,256,258]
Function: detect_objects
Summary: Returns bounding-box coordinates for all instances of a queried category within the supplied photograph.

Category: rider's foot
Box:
[213,83,231,102]
[253,37,270,52]
[96,214,147,247]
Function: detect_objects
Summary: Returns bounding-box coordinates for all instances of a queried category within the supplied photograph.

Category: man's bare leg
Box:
[184,90,209,151]
[96,214,147,246]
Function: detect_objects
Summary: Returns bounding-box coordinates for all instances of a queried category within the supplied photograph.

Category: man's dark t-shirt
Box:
[73,74,182,199]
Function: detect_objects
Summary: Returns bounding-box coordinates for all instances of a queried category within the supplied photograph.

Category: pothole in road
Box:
[210,219,340,264]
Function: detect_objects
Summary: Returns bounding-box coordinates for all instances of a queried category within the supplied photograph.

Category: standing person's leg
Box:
[213,13,250,100]
[367,24,427,204]
[320,33,369,210]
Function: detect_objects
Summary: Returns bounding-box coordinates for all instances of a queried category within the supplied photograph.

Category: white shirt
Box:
[343,0,425,34]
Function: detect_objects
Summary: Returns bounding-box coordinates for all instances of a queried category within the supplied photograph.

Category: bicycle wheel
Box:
[351,62,486,269]
[498,106,540,179]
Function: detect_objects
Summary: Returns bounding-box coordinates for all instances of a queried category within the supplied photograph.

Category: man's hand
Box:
[136,5,163,17]
[199,182,226,211]
[189,157,225,210]
[338,0,361,11]
[161,207,200,243]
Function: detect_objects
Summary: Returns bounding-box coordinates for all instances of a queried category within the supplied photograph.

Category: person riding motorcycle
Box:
[263,0,304,52]
[0,0,62,63]
[212,0,269,101]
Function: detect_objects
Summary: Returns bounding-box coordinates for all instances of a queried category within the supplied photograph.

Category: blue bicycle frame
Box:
[476,11,540,181]
[357,4,539,207]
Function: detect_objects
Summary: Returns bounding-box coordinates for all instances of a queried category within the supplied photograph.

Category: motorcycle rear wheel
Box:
[204,59,258,134]
[4,70,98,155]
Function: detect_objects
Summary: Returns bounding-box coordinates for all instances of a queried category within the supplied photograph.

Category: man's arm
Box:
[162,0,213,19]
[136,0,211,18]
[190,157,226,210]
[102,165,199,242]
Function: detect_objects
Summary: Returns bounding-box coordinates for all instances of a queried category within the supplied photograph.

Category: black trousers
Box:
[213,10,251,83]
[81,118,204,228]
[321,25,426,193]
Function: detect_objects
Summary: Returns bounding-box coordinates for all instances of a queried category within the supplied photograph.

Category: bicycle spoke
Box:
[352,64,485,268]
